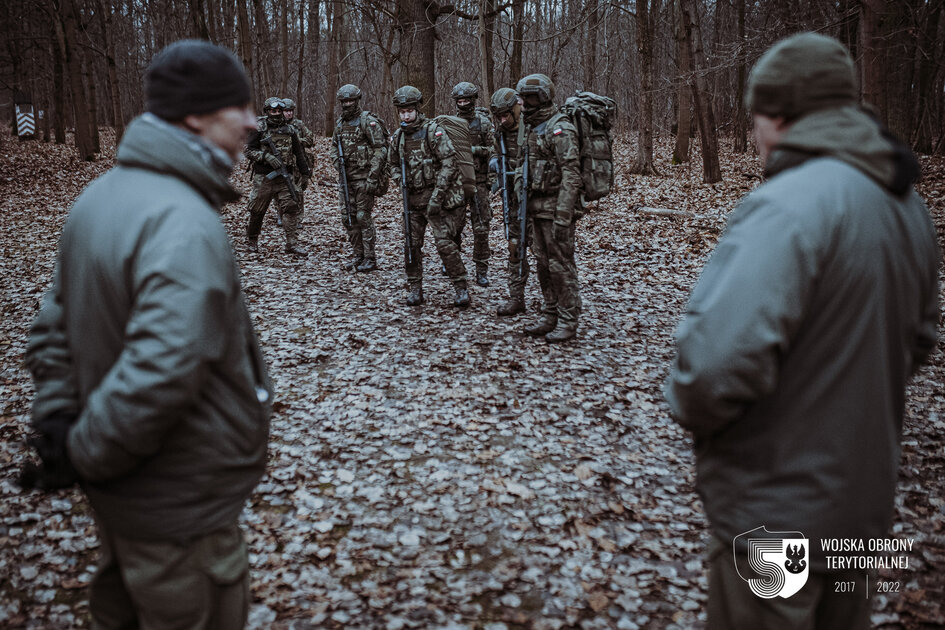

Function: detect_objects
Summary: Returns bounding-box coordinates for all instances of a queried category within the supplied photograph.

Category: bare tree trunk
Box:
[279,0,289,96]
[82,46,101,153]
[672,0,690,164]
[478,0,496,97]
[308,0,321,122]
[58,0,95,160]
[253,0,273,100]
[296,0,306,107]
[510,0,524,83]
[733,0,747,153]
[52,29,66,144]
[859,0,885,120]
[912,0,942,153]
[682,0,721,183]
[397,0,438,116]
[190,0,211,39]
[324,0,343,134]
[631,0,658,175]
[237,0,255,106]
[97,0,125,141]
[582,0,599,91]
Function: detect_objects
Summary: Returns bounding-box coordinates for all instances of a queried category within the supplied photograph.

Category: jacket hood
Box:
[766,106,920,196]
[117,113,241,209]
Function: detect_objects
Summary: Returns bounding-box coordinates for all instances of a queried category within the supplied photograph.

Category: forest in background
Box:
[2,0,945,183]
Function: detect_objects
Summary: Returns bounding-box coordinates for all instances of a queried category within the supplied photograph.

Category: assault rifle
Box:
[336,135,354,227]
[261,136,300,205]
[518,136,528,276]
[399,131,412,265]
[499,133,510,240]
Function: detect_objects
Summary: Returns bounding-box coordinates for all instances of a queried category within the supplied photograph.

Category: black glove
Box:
[19,412,79,491]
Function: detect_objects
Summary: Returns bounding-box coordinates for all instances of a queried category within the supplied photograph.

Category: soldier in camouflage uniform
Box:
[491,87,529,317]
[245,97,311,256]
[283,98,314,224]
[451,82,495,287]
[331,84,389,272]
[516,74,583,342]
[389,85,470,308]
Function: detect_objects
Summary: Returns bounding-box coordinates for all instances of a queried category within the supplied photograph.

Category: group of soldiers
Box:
[244,74,583,343]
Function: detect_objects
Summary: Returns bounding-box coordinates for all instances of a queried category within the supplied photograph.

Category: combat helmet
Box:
[451,81,478,115]
[392,85,423,108]
[264,96,285,111]
[337,84,362,101]
[282,98,296,110]
[490,88,519,115]
[515,74,555,105]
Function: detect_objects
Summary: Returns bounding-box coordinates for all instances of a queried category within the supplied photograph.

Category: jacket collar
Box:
[116,113,241,209]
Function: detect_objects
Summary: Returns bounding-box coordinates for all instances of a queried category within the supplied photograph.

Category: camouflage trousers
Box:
[247,173,301,247]
[504,199,531,300]
[454,184,492,271]
[530,217,581,328]
[339,179,377,261]
[404,192,467,290]
[89,520,249,629]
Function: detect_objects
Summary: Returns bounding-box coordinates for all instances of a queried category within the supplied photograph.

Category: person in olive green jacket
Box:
[666,33,939,630]
[24,40,271,629]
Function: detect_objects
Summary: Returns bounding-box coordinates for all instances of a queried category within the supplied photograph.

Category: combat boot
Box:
[524,315,557,336]
[406,287,425,307]
[545,323,577,343]
[453,287,471,308]
[285,244,309,257]
[496,297,525,316]
[344,256,365,271]
[356,258,377,273]
[248,238,259,253]
[476,269,489,287]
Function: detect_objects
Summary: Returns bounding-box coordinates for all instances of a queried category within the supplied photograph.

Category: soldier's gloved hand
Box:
[552,221,570,242]
[19,412,79,492]
[427,199,442,216]
[265,154,282,170]
[299,177,309,191]
[489,157,499,175]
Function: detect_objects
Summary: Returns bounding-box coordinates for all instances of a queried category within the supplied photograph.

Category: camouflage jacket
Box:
[460,108,496,183]
[244,119,310,177]
[389,116,464,209]
[524,108,583,224]
[332,111,389,184]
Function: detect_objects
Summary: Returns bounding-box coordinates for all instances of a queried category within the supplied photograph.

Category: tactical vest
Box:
[260,120,298,172]
[336,114,373,180]
[398,123,438,193]
[525,113,572,195]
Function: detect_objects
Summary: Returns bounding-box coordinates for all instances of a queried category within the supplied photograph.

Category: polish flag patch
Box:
[435,131,443,137]
[553,128,563,135]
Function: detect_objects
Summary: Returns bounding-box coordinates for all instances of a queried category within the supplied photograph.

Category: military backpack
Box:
[558,91,617,201]
[431,115,477,196]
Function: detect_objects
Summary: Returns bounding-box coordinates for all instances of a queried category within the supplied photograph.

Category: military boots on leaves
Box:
[406,287,425,307]
[497,297,525,316]
[524,315,557,336]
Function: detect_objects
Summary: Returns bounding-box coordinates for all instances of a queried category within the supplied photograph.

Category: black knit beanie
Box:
[145,40,251,121]
[746,33,857,121]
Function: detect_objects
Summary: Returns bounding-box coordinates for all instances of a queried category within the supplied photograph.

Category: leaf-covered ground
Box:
[1,130,943,629]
